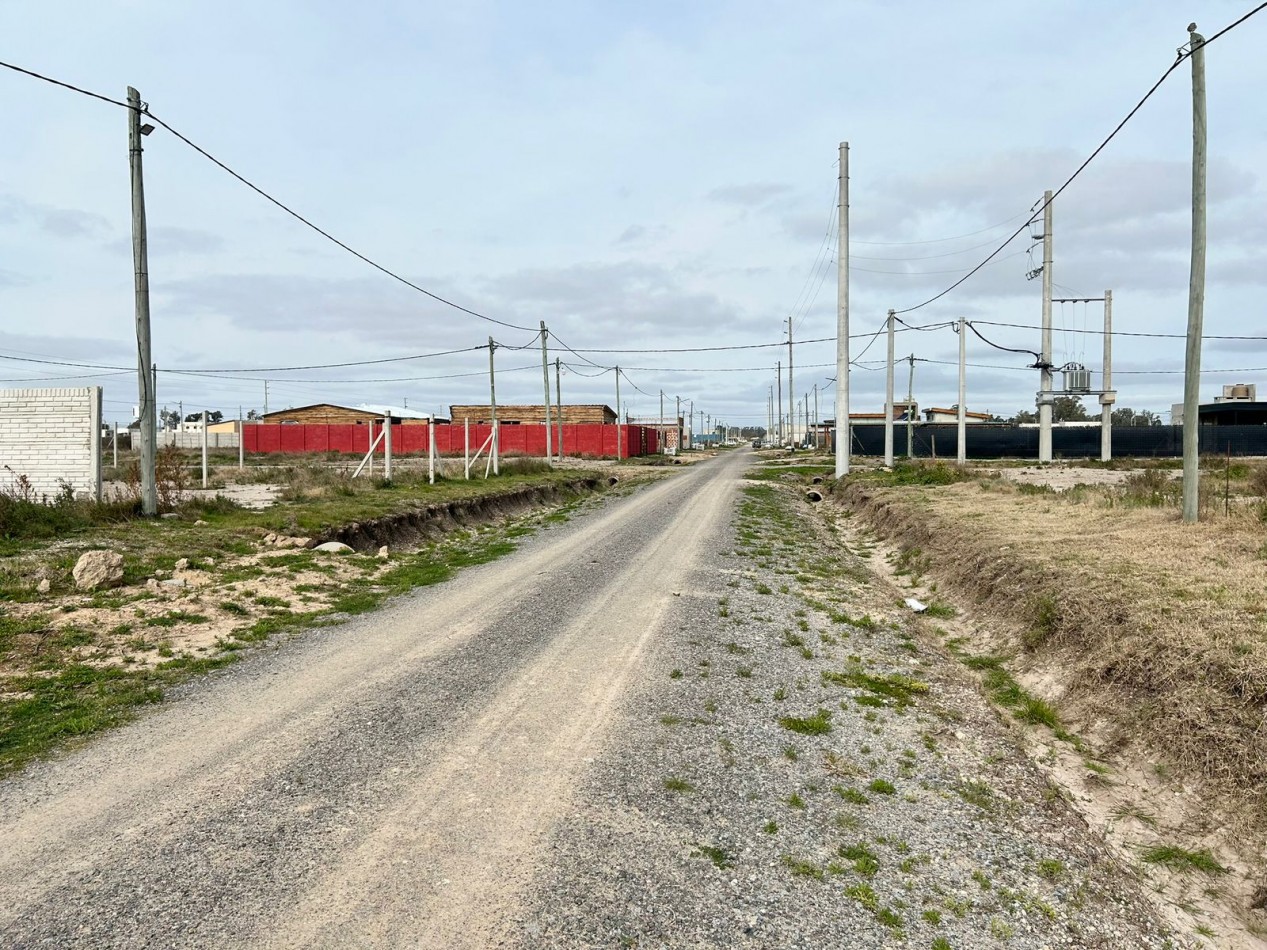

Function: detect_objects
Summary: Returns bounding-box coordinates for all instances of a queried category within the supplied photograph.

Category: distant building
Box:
[923,407,992,424]
[259,403,438,425]
[1170,383,1267,425]
[448,404,617,425]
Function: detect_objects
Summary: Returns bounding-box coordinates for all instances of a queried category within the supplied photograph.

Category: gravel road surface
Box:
[0,450,1191,948]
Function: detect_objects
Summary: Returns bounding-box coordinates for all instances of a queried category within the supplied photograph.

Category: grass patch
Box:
[822,668,929,709]
[778,709,832,735]
[1140,845,1227,874]
[663,776,696,793]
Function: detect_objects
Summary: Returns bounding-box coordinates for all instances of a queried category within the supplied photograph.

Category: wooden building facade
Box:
[447,404,617,425]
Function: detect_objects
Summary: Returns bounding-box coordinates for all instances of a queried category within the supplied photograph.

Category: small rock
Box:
[146,578,160,591]
[160,577,187,588]
[36,578,50,594]
[174,558,189,571]
[160,512,180,520]
[204,558,216,568]
[72,550,125,591]
[314,541,354,554]
[263,532,278,544]
[377,546,389,559]
[194,520,208,526]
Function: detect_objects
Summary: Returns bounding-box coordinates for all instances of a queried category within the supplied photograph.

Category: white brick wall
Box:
[0,387,102,501]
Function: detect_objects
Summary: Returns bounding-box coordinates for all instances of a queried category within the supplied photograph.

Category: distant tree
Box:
[1011,409,1038,424]
[246,409,259,421]
[207,410,224,424]
[159,408,181,430]
[1052,396,1090,422]
[1111,407,1163,427]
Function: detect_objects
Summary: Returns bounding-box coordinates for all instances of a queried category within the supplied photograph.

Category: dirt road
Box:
[0,450,1193,948]
[0,449,744,948]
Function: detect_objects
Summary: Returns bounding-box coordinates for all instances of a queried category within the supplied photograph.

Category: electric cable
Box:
[893,4,1267,315]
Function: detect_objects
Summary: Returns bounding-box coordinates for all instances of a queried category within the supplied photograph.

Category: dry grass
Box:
[838,474,1267,825]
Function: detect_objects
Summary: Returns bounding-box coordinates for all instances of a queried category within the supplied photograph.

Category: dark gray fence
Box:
[847,424,1267,459]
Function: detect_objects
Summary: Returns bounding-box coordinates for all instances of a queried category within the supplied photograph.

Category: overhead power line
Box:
[0,58,535,333]
[893,3,1267,315]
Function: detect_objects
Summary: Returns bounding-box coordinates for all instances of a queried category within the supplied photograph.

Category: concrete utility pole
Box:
[263,380,269,417]
[555,357,563,461]
[1182,23,1207,523]
[906,354,916,459]
[957,318,967,465]
[786,318,795,447]
[676,395,681,452]
[659,390,665,453]
[488,337,499,475]
[813,384,819,449]
[539,321,553,461]
[238,406,244,469]
[614,366,622,460]
[776,361,783,444]
[128,87,158,516]
[201,412,208,488]
[836,141,851,476]
[689,399,694,449]
[1038,189,1055,463]
[884,309,895,468]
[383,412,393,481]
[1100,290,1114,462]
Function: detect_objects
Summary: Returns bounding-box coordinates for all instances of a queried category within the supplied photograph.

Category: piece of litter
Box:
[904,597,928,613]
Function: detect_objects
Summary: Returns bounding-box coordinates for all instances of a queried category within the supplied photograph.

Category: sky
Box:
[2,0,1265,431]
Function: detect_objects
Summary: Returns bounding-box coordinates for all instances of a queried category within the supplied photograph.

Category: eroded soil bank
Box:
[831,474,1267,947]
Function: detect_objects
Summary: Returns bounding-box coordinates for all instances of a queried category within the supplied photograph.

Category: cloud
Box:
[705,183,793,207]
[479,260,768,342]
[0,195,111,240]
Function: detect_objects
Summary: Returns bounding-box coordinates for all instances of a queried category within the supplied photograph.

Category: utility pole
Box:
[659,390,666,454]
[615,366,623,460]
[689,399,694,449]
[1101,290,1114,463]
[906,354,915,459]
[238,405,244,470]
[776,361,783,444]
[1182,23,1207,523]
[128,86,158,516]
[264,380,269,417]
[676,395,681,453]
[201,411,208,488]
[488,337,499,475]
[813,384,819,450]
[884,309,895,467]
[957,318,967,465]
[836,141,850,476]
[539,321,553,461]
[555,357,563,461]
[1038,189,1054,463]
[787,318,795,447]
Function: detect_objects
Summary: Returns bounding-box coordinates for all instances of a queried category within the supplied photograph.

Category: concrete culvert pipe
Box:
[607,476,620,486]
[805,489,823,503]
[811,476,824,484]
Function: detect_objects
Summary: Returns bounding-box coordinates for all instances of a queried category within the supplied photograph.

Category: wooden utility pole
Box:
[1038,189,1054,463]
[835,141,850,476]
[615,366,622,461]
[1182,24,1207,523]
[128,87,157,515]
[884,309,895,467]
[906,354,916,458]
[539,321,553,461]
[555,357,563,461]
[786,318,794,447]
[488,337,499,475]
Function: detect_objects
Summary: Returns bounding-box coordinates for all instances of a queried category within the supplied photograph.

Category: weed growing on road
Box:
[662,776,696,793]
[694,844,734,869]
[778,709,832,735]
